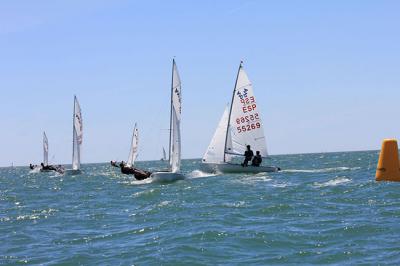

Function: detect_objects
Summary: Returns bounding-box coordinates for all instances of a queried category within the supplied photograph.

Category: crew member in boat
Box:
[110,161,120,168]
[40,162,57,171]
[29,164,36,170]
[120,161,152,180]
[241,145,254,167]
[252,151,262,166]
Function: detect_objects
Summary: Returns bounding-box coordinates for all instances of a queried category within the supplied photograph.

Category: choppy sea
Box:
[1,150,400,265]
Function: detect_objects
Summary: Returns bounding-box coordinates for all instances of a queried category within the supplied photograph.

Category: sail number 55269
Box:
[237,122,261,133]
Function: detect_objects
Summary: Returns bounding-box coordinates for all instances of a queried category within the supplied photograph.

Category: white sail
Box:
[162,147,167,160]
[224,64,268,161]
[43,132,48,166]
[169,59,182,173]
[72,96,83,170]
[202,105,230,163]
[126,123,139,167]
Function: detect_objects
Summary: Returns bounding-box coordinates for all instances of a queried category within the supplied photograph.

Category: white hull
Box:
[150,171,185,182]
[202,162,280,174]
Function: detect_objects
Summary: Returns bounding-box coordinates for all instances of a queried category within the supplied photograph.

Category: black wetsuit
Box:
[243,150,254,167]
[252,155,262,166]
[121,165,152,180]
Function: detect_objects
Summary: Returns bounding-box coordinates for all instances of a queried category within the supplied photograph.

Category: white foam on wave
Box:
[29,167,41,174]
[313,177,351,188]
[282,167,360,173]
[188,170,217,179]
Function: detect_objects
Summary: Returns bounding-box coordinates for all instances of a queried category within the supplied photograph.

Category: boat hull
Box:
[150,171,185,183]
[201,163,280,174]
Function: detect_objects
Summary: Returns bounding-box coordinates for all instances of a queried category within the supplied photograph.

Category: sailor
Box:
[120,162,151,180]
[252,151,262,166]
[110,161,120,168]
[241,145,254,167]
[29,164,35,170]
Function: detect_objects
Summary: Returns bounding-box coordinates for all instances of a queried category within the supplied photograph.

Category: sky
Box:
[0,0,399,166]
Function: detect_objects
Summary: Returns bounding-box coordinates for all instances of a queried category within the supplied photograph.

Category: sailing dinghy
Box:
[66,96,83,175]
[126,123,139,168]
[150,59,184,182]
[160,147,167,161]
[202,62,280,173]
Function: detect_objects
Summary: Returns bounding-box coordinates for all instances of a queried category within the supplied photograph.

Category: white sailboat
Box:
[161,147,167,161]
[66,95,83,174]
[202,62,280,173]
[126,123,139,167]
[150,59,184,181]
[43,132,49,166]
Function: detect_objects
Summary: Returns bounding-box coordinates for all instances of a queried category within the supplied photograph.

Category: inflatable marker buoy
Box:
[376,139,400,182]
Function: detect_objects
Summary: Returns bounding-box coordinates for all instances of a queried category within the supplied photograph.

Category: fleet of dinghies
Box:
[29,59,280,180]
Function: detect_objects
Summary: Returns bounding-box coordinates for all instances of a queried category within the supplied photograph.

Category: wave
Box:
[282,167,360,173]
[313,177,351,187]
[188,170,217,179]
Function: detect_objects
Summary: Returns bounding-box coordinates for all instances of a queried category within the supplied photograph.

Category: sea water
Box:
[1,150,399,265]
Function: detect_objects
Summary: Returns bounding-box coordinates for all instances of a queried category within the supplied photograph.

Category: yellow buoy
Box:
[376,139,400,182]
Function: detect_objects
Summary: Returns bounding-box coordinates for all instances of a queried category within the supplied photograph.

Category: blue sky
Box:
[0,0,399,166]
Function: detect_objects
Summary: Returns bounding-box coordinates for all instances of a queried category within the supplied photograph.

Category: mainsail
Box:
[126,123,139,167]
[202,105,229,163]
[43,132,48,166]
[224,63,268,162]
[169,59,182,173]
[72,96,83,170]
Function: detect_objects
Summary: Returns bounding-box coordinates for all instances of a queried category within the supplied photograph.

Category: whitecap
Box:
[283,167,360,173]
[313,177,351,188]
[188,170,217,179]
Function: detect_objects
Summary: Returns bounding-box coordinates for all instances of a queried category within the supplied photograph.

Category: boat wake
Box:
[282,167,360,173]
[313,177,351,187]
[29,167,41,174]
[188,170,217,179]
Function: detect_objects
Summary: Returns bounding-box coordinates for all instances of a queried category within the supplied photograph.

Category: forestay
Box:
[169,60,182,173]
[72,96,83,170]
[43,132,48,165]
[126,123,139,167]
[224,64,268,161]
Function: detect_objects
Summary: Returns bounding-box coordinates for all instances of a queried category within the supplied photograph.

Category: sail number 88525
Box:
[237,122,261,133]
[236,113,259,124]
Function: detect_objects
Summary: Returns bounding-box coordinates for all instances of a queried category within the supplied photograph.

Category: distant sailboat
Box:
[126,123,139,167]
[161,147,167,161]
[202,62,280,173]
[66,96,83,174]
[150,59,184,181]
[43,132,49,166]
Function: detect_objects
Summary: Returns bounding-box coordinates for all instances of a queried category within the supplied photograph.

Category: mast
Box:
[223,61,243,162]
[168,59,175,165]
